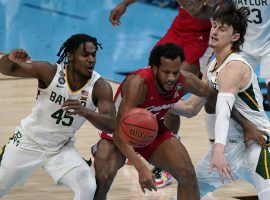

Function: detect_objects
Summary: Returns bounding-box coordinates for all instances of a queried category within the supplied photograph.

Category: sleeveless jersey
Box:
[207,53,270,139]
[233,0,270,56]
[17,63,100,151]
[114,67,185,123]
[172,8,211,39]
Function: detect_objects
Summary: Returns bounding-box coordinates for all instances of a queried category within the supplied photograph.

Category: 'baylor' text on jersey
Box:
[17,63,100,151]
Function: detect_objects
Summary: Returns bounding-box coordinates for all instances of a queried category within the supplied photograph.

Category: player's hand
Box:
[243,121,267,149]
[62,99,86,116]
[209,143,234,184]
[138,167,157,193]
[109,2,127,26]
[8,49,31,64]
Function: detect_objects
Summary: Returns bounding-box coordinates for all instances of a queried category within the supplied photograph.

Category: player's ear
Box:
[152,65,158,75]
[66,52,73,62]
[232,33,240,42]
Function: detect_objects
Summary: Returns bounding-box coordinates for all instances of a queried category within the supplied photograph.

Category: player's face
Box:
[209,20,239,50]
[153,56,181,94]
[71,42,97,78]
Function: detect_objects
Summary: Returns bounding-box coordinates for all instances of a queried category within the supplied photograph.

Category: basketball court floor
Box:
[0,0,262,199]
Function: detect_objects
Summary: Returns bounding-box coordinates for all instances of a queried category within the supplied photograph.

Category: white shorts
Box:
[196,140,270,199]
[0,131,94,187]
[240,51,270,83]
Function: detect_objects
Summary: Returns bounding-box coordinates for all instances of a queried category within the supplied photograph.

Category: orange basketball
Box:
[120,108,158,148]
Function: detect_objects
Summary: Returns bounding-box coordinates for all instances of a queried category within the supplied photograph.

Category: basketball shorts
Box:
[196,139,270,199]
[100,123,174,161]
[0,130,94,187]
[155,29,209,67]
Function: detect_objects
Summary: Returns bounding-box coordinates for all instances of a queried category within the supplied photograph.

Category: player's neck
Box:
[214,46,233,67]
[66,65,88,91]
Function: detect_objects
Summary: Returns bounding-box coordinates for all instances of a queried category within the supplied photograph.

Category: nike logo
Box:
[56,84,64,88]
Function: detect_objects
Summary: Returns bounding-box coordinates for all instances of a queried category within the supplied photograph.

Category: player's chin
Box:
[82,71,93,78]
[163,85,174,92]
[208,41,216,48]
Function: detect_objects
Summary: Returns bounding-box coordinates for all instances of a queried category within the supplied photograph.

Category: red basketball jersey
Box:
[172,8,211,36]
[114,67,185,122]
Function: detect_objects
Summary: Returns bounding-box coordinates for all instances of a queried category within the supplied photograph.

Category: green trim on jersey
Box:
[238,84,259,112]
[0,145,6,166]
[256,136,270,180]
[256,147,270,179]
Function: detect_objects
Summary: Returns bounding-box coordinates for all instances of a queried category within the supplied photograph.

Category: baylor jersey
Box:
[207,53,270,141]
[17,63,100,151]
[233,0,270,56]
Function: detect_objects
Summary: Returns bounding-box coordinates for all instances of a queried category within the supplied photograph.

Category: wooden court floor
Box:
[0,75,257,200]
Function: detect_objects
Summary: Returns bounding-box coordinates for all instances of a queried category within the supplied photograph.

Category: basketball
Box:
[120,108,158,148]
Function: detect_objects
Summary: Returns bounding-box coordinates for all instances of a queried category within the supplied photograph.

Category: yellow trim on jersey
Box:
[210,52,234,73]
[264,149,270,179]
[243,91,259,109]
[65,66,88,94]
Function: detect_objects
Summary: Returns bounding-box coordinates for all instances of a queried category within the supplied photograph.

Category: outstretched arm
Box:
[181,70,217,106]
[0,49,56,87]
[109,0,137,26]
[170,95,206,118]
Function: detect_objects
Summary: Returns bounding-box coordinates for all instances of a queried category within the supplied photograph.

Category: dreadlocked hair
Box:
[56,33,102,63]
[213,2,249,52]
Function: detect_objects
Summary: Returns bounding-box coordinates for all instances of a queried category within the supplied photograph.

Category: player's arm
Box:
[62,78,116,133]
[181,70,217,106]
[0,49,56,88]
[171,67,210,117]
[113,74,157,193]
[209,61,245,183]
[176,0,219,18]
[109,0,138,26]
[170,95,207,118]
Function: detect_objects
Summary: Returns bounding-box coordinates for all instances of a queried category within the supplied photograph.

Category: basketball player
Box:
[171,4,270,199]
[0,34,116,199]
[176,0,270,143]
[110,0,212,188]
[92,42,220,200]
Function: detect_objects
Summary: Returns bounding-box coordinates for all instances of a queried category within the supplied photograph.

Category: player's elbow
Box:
[112,132,122,147]
[107,118,117,133]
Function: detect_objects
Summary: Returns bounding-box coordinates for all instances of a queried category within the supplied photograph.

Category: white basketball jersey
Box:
[207,53,270,141]
[233,0,270,56]
[17,63,100,151]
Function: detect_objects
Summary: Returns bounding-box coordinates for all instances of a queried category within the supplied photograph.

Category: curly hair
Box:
[148,43,185,67]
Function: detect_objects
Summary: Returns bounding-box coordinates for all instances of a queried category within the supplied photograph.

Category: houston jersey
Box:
[17,63,100,151]
[114,67,185,122]
[172,8,211,38]
[207,53,270,138]
[233,0,270,56]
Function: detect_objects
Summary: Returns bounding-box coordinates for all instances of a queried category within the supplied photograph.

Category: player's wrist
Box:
[214,143,225,153]
[3,54,16,64]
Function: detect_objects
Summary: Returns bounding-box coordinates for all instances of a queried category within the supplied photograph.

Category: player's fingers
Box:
[223,167,233,183]
[140,183,145,193]
[152,175,157,191]
[208,163,214,174]
[258,135,267,149]
[218,169,224,184]
[109,13,116,24]
[66,110,76,115]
